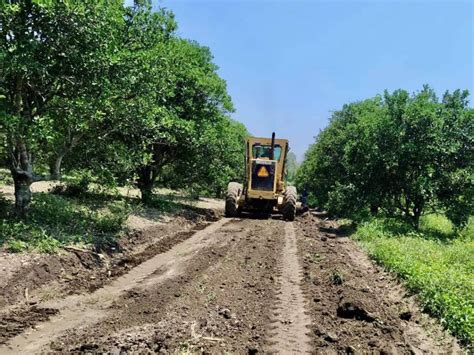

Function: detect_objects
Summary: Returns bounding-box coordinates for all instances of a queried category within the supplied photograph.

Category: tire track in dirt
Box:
[0,218,231,354]
[6,213,457,354]
[42,218,285,353]
[268,221,312,354]
[0,208,218,344]
[0,222,212,345]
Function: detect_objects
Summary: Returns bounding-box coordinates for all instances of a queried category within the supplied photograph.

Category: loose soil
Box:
[0,210,463,353]
[296,212,460,354]
[0,208,218,345]
[1,218,286,354]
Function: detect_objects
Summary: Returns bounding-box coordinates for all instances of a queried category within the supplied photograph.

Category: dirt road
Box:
[0,213,461,354]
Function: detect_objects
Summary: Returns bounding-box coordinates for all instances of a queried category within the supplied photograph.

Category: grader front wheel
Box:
[225,182,242,217]
[282,186,297,221]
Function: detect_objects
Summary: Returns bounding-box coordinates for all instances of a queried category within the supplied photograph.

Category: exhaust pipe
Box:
[270,132,275,160]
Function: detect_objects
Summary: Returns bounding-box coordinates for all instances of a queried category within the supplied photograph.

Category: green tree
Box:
[297,86,473,229]
[435,90,474,227]
[165,117,248,197]
[1,0,249,212]
[70,3,235,202]
[0,0,123,215]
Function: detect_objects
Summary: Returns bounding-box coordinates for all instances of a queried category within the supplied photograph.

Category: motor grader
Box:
[225,133,297,220]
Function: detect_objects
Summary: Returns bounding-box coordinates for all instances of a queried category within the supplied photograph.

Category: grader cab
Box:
[225,133,297,220]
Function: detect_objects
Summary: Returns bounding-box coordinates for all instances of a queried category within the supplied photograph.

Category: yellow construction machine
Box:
[225,132,297,220]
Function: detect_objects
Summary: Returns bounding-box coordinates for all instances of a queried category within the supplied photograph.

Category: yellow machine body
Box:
[240,136,288,205]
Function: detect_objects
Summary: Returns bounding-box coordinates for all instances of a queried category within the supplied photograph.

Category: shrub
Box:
[50,170,96,198]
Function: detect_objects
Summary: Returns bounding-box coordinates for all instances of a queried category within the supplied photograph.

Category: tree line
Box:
[297,86,473,229]
[0,0,248,216]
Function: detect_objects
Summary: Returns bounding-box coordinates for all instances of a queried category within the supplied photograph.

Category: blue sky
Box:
[126,0,473,160]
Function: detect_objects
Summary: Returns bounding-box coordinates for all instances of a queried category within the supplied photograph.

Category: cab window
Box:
[252,144,282,160]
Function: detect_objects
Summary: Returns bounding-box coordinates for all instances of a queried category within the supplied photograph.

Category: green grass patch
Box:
[353,215,473,345]
[0,192,132,253]
[145,195,186,213]
[0,181,191,254]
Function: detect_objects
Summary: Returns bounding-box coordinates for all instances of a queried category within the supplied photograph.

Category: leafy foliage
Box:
[285,151,298,184]
[0,0,124,214]
[163,118,249,197]
[0,1,248,215]
[297,86,473,228]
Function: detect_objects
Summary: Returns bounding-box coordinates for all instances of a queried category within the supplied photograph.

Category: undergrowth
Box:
[0,192,131,253]
[0,184,196,254]
[353,214,473,345]
[0,172,203,254]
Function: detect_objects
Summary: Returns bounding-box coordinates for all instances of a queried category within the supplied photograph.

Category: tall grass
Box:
[354,215,473,345]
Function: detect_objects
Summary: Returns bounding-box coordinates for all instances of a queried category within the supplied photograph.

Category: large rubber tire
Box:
[225,182,242,217]
[282,186,297,221]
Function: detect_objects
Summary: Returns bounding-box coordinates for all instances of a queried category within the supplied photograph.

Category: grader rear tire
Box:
[282,186,297,221]
[225,182,242,217]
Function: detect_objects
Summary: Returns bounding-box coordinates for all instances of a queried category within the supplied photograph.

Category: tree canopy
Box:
[0,0,248,215]
[297,86,473,229]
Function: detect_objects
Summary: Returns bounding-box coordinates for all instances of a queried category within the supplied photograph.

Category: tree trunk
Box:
[10,75,34,218]
[12,172,33,218]
[140,186,153,204]
[412,202,423,230]
[137,165,156,204]
[49,154,64,180]
[49,135,81,181]
[9,139,47,218]
[370,203,379,216]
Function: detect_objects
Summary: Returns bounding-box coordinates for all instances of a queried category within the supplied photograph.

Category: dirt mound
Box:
[337,299,376,322]
[0,306,58,344]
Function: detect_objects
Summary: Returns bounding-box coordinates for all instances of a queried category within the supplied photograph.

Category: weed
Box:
[420,214,454,235]
[330,270,344,285]
[1,192,129,252]
[206,291,217,303]
[178,341,197,355]
[195,283,206,294]
[311,253,324,263]
[7,239,28,253]
[35,235,61,254]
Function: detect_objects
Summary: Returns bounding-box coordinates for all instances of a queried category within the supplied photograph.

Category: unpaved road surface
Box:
[0,213,461,354]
